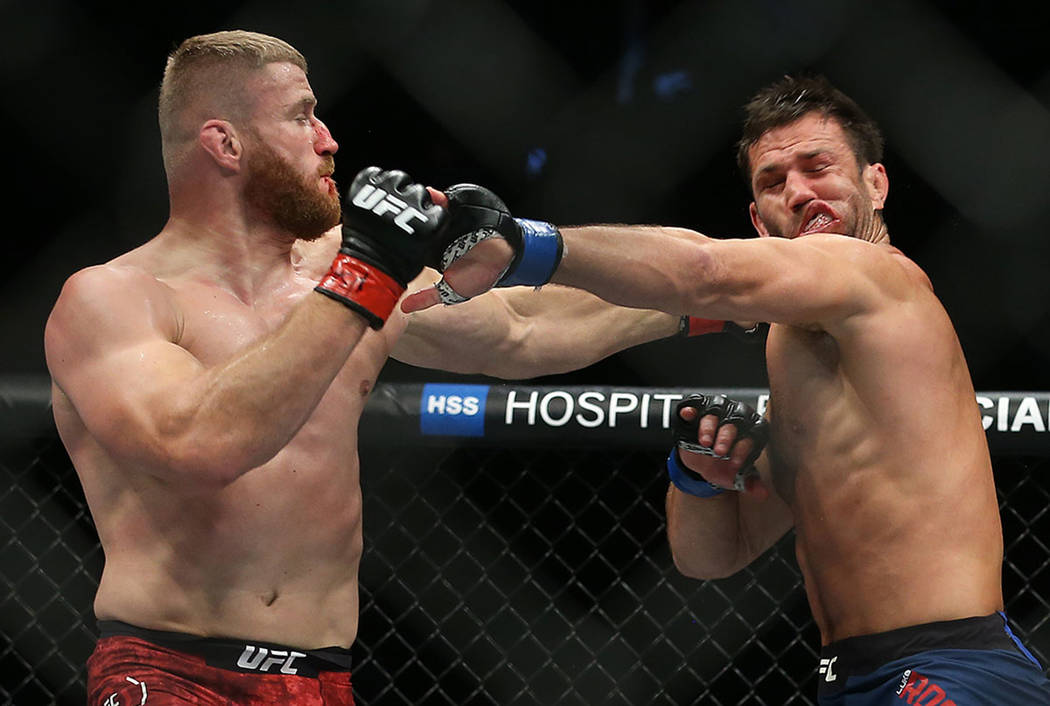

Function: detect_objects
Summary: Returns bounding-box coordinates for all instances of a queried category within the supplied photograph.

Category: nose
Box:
[313,117,339,155]
[783,170,816,211]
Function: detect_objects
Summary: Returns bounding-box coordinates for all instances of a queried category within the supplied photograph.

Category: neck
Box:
[867,219,890,246]
[163,167,315,302]
[855,210,890,246]
[157,213,301,305]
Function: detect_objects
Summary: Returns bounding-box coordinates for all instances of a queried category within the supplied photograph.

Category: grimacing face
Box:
[747,113,887,243]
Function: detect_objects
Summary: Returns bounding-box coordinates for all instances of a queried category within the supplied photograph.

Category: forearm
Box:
[665,486,754,579]
[158,293,368,484]
[489,294,677,379]
[665,450,794,580]
[553,225,725,316]
[179,165,443,479]
[396,283,680,379]
[553,225,879,329]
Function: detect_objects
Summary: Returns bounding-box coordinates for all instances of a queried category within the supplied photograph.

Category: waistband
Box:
[98,620,352,677]
[817,613,1020,686]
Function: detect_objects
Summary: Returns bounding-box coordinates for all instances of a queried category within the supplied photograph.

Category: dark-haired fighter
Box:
[406,75,1050,704]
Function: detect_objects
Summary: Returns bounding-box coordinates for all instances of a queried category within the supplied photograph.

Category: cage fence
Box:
[2,382,1048,705]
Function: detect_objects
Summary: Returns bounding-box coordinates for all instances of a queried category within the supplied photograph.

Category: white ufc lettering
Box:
[351,184,427,233]
[102,675,147,705]
[236,645,307,674]
[819,656,837,683]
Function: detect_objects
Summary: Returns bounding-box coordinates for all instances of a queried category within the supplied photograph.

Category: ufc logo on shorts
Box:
[819,656,838,682]
[236,644,307,674]
[352,184,427,233]
[102,675,148,706]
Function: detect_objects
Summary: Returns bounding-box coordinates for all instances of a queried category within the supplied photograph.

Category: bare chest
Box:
[172,277,296,359]
[764,326,844,502]
[170,279,387,417]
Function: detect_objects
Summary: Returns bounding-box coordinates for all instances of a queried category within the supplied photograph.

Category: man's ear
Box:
[865,162,889,210]
[198,120,242,173]
[749,202,771,237]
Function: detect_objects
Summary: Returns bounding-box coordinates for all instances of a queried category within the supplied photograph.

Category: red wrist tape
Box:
[680,316,728,337]
[315,253,405,329]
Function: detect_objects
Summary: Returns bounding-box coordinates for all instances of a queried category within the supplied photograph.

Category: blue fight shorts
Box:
[816,612,1050,705]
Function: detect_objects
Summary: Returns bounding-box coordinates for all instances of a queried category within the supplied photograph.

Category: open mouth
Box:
[798,205,839,236]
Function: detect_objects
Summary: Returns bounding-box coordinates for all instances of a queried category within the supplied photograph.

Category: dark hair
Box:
[735,74,884,182]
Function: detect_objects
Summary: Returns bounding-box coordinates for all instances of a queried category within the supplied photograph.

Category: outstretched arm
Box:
[394,188,766,378]
[403,194,897,334]
[393,270,680,379]
[551,224,892,333]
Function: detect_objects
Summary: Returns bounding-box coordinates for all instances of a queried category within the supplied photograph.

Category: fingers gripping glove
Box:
[431,184,564,304]
[316,167,448,328]
[666,393,769,497]
[679,317,769,342]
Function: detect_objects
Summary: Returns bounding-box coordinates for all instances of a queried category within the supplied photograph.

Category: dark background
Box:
[3,0,1049,391]
[3,4,1050,704]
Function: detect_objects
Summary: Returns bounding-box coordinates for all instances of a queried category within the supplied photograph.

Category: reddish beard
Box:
[243,141,341,241]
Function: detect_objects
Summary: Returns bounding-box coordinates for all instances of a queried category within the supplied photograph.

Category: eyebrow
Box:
[755,148,833,175]
[288,96,317,114]
[799,149,831,160]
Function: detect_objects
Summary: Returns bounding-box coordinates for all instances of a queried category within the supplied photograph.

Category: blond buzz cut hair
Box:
[158,30,308,176]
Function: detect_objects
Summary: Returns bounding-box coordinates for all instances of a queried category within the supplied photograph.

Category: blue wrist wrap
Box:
[666,448,726,498]
[498,218,564,287]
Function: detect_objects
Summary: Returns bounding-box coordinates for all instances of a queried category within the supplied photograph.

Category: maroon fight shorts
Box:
[87,620,354,705]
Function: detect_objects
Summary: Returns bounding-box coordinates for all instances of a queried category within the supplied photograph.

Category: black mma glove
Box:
[316,167,448,328]
[679,317,769,342]
[431,184,564,304]
[666,393,769,497]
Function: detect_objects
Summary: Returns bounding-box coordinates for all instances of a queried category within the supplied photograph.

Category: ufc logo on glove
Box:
[351,184,427,233]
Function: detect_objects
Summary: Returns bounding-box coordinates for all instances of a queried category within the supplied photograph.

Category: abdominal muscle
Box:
[788,455,1003,644]
[767,325,1004,644]
[61,367,372,650]
[61,239,394,650]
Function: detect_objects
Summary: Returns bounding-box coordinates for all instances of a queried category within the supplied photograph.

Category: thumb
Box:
[743,474,770,501]
[426,186,448,208]
[401,286,443,313]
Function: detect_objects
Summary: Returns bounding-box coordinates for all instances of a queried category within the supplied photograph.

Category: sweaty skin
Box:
[403,113,1005,644]
[50,234,376,648]
[560,225,1002,643]
[760,245,1003,641]
[45,60,678,651]
[48,228,677,650]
